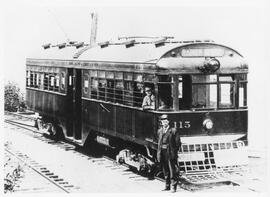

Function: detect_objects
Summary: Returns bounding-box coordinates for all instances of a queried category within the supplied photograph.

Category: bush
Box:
[4,153,25,193]
[4,81,26,112]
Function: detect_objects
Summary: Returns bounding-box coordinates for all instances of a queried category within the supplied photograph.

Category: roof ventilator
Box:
[154,38,167,47]
[68,41,77,45]
[57,43,66,49]
[42,43,51,49]
[123,39,136,48]
[98,41,110,48]
[75,42,84,49]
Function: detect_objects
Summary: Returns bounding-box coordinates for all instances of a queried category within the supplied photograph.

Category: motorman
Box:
[157,114,181,193]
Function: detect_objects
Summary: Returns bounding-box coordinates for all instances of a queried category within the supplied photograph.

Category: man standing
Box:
[142,87,155,110]
[157,114,181,193]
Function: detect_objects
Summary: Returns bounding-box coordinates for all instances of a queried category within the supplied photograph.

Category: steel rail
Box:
[5,148,70,193]
[5,114,257,192]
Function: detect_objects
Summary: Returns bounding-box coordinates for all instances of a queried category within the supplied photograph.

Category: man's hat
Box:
[159,114,168,120]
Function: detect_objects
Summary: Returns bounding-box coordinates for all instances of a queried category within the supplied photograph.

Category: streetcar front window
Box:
[239,84,246,107]
[219,75,235,108]
[189,74,240,109]
[192,75,217,109]
[192,84,217,108]
[237,74,247,107]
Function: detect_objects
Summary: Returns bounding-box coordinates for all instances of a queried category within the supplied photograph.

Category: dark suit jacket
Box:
[157,127,181,162]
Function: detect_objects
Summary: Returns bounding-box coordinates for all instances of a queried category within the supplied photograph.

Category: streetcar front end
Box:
[155,42,248,183]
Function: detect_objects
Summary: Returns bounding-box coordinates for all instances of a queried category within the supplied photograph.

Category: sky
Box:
[1,0,270,148]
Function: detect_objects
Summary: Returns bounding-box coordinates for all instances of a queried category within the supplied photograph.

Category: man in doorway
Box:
[157,114,181,193]
[142,86,155,110]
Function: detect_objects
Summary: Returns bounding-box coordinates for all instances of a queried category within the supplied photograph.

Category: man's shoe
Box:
[162,187,170,191]
[171,186,177,193]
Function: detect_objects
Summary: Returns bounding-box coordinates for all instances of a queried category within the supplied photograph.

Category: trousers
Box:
[160,149,178,188]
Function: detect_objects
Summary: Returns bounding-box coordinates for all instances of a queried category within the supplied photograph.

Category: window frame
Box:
[157,74,174,111]
[237,74,248,108]
[123,72,134,106]
[83,72,90,97]
[87,69,159,109]
[60,72,66,91]
[218,75,236,109]
[186,73,245,111]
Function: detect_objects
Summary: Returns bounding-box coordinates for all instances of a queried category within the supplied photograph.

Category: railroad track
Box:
[4,114,182,192]
[4,115,156,191]
[4,146,75,193]
[4,112,262,193]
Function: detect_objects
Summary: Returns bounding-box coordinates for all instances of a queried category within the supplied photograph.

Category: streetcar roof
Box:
[29,42,188,62]
[27,40,248,73]
[28,40,233,62]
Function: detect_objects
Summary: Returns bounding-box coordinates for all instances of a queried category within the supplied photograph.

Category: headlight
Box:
[203,119,213,130]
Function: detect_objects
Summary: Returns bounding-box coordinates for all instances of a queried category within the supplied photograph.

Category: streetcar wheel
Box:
[34,118,42,130]
[51,124,64,141]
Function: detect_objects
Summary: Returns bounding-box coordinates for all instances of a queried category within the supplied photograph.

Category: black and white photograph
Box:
[1,0,269,195]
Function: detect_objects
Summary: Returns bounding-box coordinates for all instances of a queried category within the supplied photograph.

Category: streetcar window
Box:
[44,74,49,90]
[144,74,155,82]
[83,74,89,95]
[124,81,133,106]
[98,79,106,101]
[133,81,144,107]
[49,75,54,91]
[33,73,37,88]
[106,71,114,79]
[158,75,171,82]
[61,72,65,90]
[55,75,60,89]
[158,84,173,110]
[158,75,173,110]
[134,73,143,82]
[90,78,98,99]
[115,72,123,79]
[192,84,217,108]
[124,73,133,80]
[192,75,217,109]
[179,75,192,110]
[123,73,133,106]
[26,71,30,87]
[219,75,235,108]
[237,74,247,107]
[115,81,123,104]
[192,74,217,83]
[90,70,98,77]
[98,71,105,78]
[30,72,34,87]
[237,74,247,81]
[69,76,72,86]
[55,75,59,87]
[114,72,123,79]
[142,83,156,110]
[178,76,183,99]
[219,76,233,82]
[239,83,247,107]
[107,79,115,102]
[40,73,44,89]
[35,73,39,87]
[219,84,234,108]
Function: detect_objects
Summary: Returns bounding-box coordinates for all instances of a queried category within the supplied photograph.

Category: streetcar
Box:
[26,37,248,183]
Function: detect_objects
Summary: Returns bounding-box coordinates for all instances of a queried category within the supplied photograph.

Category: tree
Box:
[4,81,26,112]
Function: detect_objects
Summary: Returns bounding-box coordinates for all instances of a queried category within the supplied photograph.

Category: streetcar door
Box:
[73,69,82,140]
[66,68,82,140]
[66,68,74,137]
